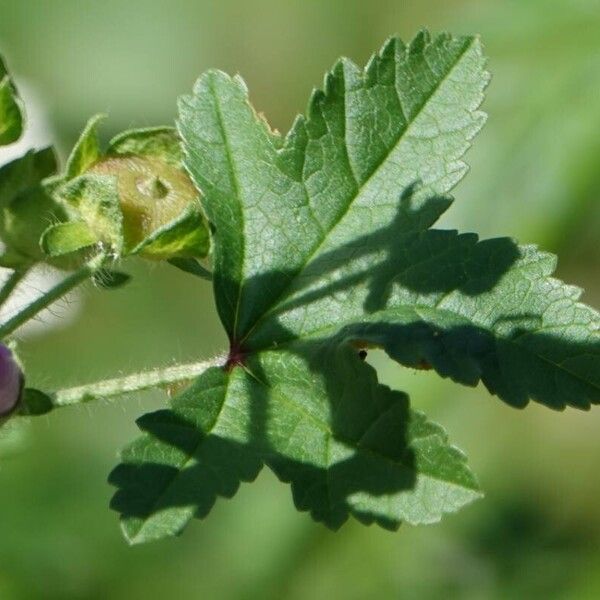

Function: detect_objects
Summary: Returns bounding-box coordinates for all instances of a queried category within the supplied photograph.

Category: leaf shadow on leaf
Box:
[109,418,261,524]
[329,322,600,410]
[243,184,522,347]
[245,345,420,530]
[109,309,600,541]
[239,184,598,411]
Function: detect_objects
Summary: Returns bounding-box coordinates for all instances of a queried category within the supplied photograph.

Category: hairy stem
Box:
[51,358,222,408]
[0,268,28,310]
[0,255,105,339]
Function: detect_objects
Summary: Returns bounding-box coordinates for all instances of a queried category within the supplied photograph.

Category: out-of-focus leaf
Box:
[0,55,23,146]
[0,147,67,269]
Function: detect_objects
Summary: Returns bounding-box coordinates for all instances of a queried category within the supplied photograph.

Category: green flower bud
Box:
[43,121,210,262]
[88,154,205,259]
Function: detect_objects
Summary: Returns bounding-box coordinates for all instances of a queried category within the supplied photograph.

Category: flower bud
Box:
[88,154,205,259]
[0,344,23,417]
[44,123,210,262]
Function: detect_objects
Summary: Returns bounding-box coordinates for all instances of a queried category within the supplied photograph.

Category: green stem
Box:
[0,254,105,339]
[0,268,28,310]
[51,358,220,408]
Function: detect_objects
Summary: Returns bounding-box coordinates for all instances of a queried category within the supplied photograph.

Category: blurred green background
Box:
[0,0,599,598]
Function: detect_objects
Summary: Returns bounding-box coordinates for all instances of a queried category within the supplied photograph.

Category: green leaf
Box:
[40,221,98,257]
[65,114,105,179]
[111,32,488,540]
[109,367,262,544]
[112,31,599,542]
[0,147,67,268]
[246,197,600,411]
[254,345,481,529]
[178,31,488,340]
[0,56,23,146]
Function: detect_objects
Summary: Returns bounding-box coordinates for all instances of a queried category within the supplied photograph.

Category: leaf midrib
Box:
[210,74,246,340]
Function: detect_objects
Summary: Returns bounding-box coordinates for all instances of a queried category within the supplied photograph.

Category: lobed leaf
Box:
[252,345,481,529]
[112,31,600,542]
[247,199,600,411]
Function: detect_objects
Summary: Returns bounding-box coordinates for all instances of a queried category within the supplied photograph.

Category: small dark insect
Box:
[358,350,368,361]
[416,359,432,370]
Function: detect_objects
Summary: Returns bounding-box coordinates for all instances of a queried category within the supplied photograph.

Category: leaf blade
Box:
[251,221,600,410]
[109,367,262,544]
[179,32,488,341]
[254,346,481,529]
